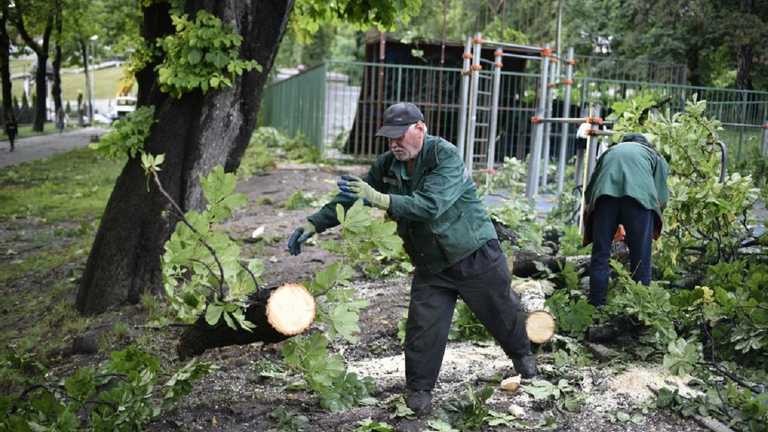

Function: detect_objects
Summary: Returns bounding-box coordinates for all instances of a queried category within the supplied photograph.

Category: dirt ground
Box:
[1,162,707,432]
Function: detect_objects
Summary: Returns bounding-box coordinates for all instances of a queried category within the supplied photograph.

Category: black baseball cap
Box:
[375,102,425,139]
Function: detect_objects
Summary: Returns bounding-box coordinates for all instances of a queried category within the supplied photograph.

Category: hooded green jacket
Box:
[582,135,670,245]
[308,135,497,273]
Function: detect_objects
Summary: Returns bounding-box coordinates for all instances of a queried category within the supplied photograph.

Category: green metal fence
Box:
[261,60,768,167]
[261,63,327,152]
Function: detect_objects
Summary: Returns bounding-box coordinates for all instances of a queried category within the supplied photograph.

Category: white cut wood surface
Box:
[512,279,557,343]
[266,283,316,336]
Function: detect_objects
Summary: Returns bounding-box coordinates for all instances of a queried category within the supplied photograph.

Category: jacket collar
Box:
[388,135,439,179]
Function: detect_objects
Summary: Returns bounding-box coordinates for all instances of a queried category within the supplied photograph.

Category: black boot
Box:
[511,354,538,379]
[405,389,432,416]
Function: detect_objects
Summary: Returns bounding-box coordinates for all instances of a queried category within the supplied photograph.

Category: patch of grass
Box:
[0,148,121,223]
[140,292,171,326]
[0,279,89,358]
[11,65,129,101]
[283,190,315,209]
[255,196,275,206]
[0,239,88,286]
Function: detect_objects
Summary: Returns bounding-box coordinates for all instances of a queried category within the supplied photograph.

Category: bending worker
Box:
[582,132,669,306]
[288,102,536,415]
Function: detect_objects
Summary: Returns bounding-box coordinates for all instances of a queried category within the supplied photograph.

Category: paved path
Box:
[0,127,108,169]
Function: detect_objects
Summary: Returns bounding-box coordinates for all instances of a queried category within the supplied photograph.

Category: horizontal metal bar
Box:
[707,101,768,106]
[480,40,543,54]
[535,116,614,124]
[577,76,768,96]
[501,53,542,61]
[720,122,766,129]
[326,60,462,73]
[588,129,617,136]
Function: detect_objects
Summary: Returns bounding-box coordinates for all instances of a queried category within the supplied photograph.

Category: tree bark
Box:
[177,287,294,360]
[77,0,295,315]
[11,2,53,132]
[735,44,753,91]
[735,0,754,90]
[51,0,63,114]
[0,2,14,125]
[78,38,92,124]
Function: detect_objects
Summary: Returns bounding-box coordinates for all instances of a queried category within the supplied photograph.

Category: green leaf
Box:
[187,48,202,64]
[205,304,223,326]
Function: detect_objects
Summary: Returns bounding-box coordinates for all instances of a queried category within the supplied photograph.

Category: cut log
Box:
[526,311,556,344]
[512,279,557,344]
[266,283,316,336]
[177,283,316,360]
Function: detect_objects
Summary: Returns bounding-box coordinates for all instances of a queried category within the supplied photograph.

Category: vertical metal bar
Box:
[396,66,402,103]
[457,36,472,159]
[556,47,574,195]
[540,49,560,187]
[465,33,482,175]
[578,129,593,234]
[525,44,550,200]
[486,49,503,184]
[317,63,327,153]
[761,122,768,157]
[574,148,584,187]
[540,54,557,188]
[737,91,747,163]
[586,121,599,179]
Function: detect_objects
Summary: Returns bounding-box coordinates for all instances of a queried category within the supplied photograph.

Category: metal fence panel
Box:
[260,60,768,168]
[261,63,327,151]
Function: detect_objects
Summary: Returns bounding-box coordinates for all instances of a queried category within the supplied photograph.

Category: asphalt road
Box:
[0,127,108,169]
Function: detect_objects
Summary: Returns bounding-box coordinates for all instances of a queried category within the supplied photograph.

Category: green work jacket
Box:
[308,135,497,273]
[582,139,670,245]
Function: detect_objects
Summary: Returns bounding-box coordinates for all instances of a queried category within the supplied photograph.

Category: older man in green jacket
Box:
[582,133,669,306]
[288,102,535,415]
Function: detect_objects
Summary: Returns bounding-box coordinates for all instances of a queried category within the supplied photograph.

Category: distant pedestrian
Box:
[56,107,66,134]
[5,117,18,152]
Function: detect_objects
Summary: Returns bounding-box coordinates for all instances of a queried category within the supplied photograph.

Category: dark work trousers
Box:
[405,239,531,391]
[589,195,654,306]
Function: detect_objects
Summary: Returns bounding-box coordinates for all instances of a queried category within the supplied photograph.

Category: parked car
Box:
[114,96,137,119]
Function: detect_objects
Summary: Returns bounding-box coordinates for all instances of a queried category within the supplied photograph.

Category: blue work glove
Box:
[337,175,390,210]
[287,222,316,255]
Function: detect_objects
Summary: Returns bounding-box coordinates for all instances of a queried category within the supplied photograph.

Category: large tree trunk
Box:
[77,0,295,314]
[0,2,14,124]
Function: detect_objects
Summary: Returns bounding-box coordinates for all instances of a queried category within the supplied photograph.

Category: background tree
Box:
[77,0,420,315]
[0,1,16,126]
[51,0,63,115]
[9,0,55,131]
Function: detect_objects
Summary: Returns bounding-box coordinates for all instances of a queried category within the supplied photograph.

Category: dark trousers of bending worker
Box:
[404,239,530,390]
[589,195,654,306]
